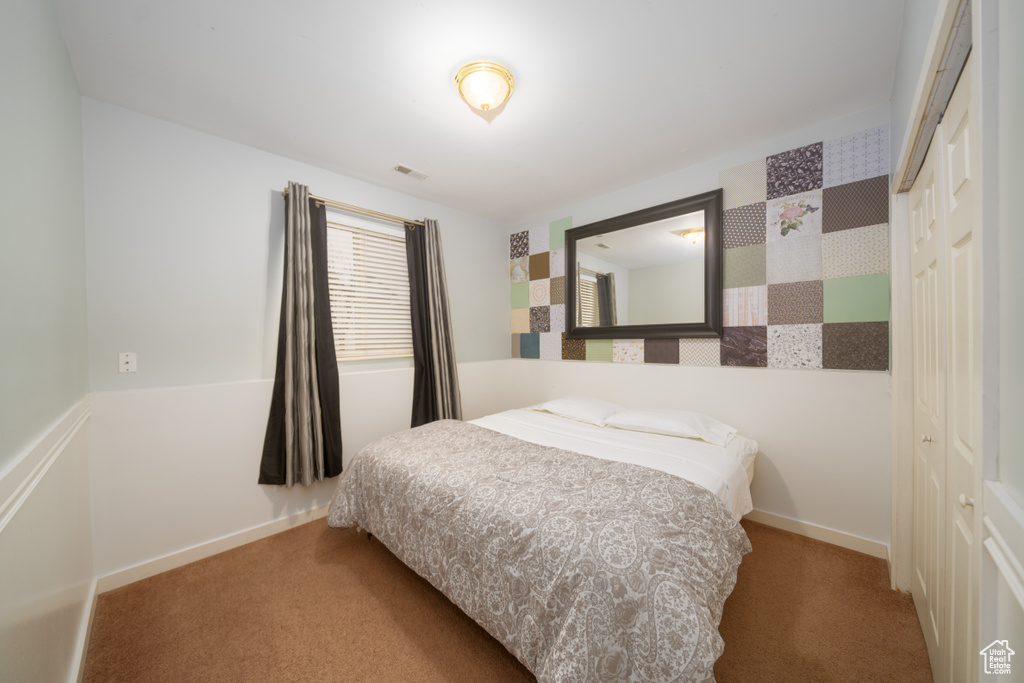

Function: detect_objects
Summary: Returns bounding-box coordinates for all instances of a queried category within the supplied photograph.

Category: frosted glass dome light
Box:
[455,61,515,112]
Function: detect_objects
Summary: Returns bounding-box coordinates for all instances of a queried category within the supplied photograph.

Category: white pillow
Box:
[532,396,625,427]
[605,408,738,447]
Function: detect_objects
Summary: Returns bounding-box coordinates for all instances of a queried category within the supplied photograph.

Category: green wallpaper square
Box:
[511,282,529,309]
[724,243,767,288]
[823,273,890,323]
[549,217,572,250]
[585,339,613,362]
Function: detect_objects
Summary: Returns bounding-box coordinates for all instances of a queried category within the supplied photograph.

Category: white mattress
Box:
[470,409,756,521]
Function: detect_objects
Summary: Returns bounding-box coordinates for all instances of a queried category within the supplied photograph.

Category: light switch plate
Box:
[119,352,137,373]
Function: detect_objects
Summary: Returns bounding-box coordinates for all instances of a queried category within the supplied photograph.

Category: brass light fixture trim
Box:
[454,61,516,112]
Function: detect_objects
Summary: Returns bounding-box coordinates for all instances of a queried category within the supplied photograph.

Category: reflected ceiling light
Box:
[678,228,705,244]
[455,61,515,112]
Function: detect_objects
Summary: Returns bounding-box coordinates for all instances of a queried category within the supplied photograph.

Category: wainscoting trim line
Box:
[744,508,889,559]
[95,504,330,593]
[0,401,90,535]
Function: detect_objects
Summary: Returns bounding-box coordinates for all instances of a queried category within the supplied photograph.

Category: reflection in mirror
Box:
[565,189,723,339]
[575,210,705,327]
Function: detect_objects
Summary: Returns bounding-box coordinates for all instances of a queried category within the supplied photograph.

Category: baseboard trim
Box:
[744,509,889,559]
[96,505,330,593]
[70,578,98,683]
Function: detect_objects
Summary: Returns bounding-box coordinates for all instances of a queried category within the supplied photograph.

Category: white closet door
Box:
[909,132,948,674]
[940,55,980,683]
[909,53,981,683]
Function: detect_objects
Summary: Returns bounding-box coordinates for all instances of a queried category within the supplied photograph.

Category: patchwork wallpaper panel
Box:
[510,125,890,371]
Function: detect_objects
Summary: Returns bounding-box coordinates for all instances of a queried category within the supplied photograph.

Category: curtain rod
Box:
[281,188,425,227]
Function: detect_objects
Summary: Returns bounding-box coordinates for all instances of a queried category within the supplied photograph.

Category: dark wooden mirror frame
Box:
[565,189,723,339]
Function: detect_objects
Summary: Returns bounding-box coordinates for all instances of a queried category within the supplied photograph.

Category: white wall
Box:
[80,101,514,577]
[0,0,94,681]
[0,403,93,683]
[82,98,509,394]
[503,361,892,546]
[87,360,524,577]
[628,258,704,325]
[889,0,944,176]
[0,0,90,470]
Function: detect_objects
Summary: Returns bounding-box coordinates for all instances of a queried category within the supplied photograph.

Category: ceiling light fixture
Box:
[455,61,515,112]
[679,228,705,244]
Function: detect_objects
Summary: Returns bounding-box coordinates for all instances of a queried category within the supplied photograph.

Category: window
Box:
[577,268,600,327]
[326,220,413,360]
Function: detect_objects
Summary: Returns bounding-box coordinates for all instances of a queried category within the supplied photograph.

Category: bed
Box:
[327,399,756,682]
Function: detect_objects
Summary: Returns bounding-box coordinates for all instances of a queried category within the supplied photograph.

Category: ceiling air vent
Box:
[394,164,429,181]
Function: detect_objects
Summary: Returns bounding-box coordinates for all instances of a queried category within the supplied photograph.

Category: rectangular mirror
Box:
[565,189,723,339]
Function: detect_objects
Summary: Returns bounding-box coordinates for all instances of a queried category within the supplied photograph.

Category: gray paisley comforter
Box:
[327,419,750,682]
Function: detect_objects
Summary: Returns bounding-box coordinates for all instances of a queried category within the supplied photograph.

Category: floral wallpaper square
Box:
[510,256,529,284]
[510,126,889,372]
[766,190,822,241]
[510,230,529,259]
[612,340,644,363]
[549,248,565,278]
[767,143,823,200]
[768,323,823,369]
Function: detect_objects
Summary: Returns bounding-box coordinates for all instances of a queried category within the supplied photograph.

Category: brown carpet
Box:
[83,519,931,682]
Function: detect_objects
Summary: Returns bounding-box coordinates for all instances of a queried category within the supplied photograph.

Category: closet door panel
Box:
[909,141,947,670]
[941,54,980,683]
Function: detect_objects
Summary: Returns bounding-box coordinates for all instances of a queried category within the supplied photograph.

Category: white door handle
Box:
[921,434,932,443]
[958,493,974,509]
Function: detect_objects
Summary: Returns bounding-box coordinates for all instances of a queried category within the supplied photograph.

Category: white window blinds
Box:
[578,271,600,327]
[326,221,413,360]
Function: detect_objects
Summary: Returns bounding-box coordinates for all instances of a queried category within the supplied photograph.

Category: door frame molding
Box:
[890,0,969,592]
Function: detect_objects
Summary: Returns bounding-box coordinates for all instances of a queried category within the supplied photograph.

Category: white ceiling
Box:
[55,0,905,226]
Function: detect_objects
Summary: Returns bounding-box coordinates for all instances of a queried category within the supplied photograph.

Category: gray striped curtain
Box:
[259,181,343,486]
[596,273,617,326]
[406,218,462,427]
